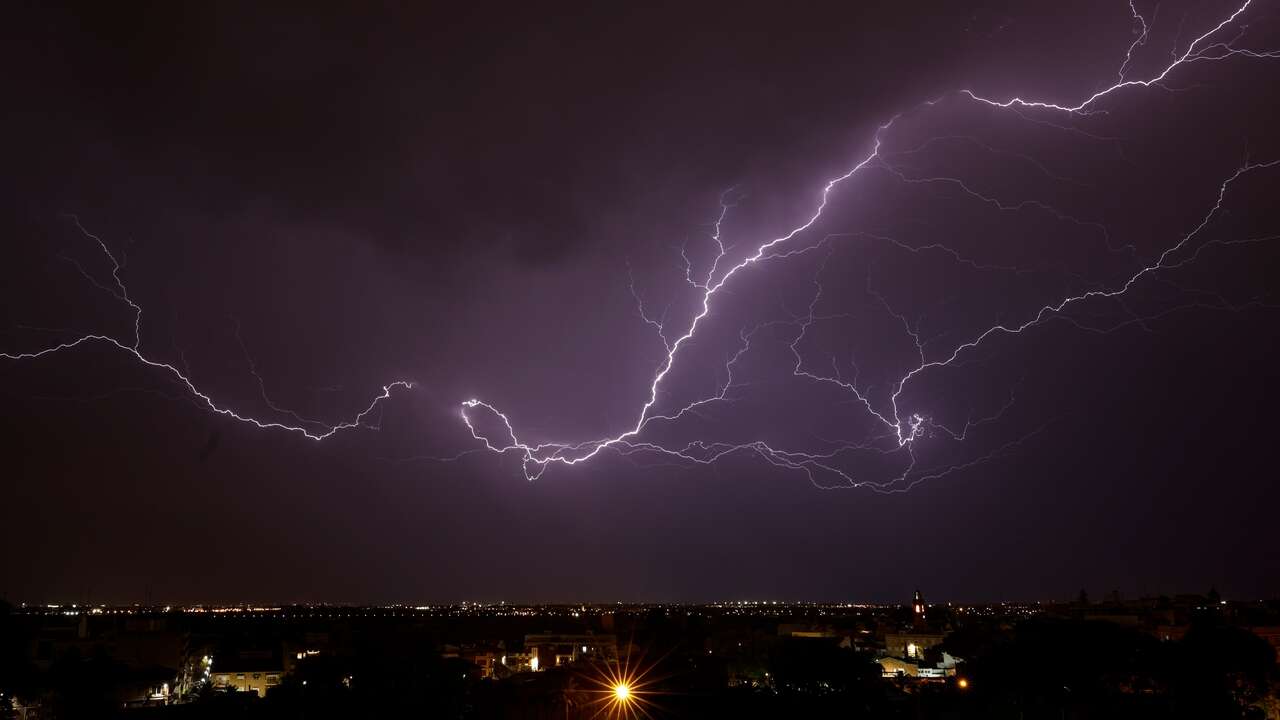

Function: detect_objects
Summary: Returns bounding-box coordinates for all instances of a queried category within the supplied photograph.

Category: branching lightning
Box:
[2,218,412,441]
[3,2,1275,489]
[460,0,1280,489]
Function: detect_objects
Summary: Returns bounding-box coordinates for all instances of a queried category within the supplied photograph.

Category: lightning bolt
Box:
[961,0,1266,112]
[2,218,413,441]
[461,0,1280,487]
[3,2,1275,487]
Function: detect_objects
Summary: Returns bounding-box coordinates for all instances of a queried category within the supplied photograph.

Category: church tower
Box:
[912,589,926,628]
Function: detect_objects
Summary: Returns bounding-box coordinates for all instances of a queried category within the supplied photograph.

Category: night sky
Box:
[3,1,1279,605]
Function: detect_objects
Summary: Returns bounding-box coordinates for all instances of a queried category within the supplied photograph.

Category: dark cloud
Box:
[2,0,1278,604]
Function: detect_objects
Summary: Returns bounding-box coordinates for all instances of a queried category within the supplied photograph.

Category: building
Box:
[523,633,618,670]
[878,652,960,679]
[500,651,536,674]
[210,649,284,697]
[442,643,499,679]
[27,613,182,673]
[884,589,948,663]
[115,667,176,708]
[884,631,948,660]
[283,632,331,674]
[463,648,497,679]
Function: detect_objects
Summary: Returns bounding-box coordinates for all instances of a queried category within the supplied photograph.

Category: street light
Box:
[587,656,655,719]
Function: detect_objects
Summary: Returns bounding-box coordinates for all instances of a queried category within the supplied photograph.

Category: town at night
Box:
[4,0,1280,717]
[5,591,1280,717]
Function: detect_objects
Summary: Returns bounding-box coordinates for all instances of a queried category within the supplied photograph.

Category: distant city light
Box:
[613,683,631,701]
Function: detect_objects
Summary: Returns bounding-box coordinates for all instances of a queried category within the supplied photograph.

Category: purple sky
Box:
[3,0,1279,604]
